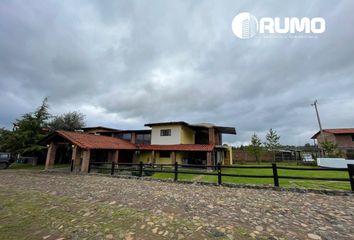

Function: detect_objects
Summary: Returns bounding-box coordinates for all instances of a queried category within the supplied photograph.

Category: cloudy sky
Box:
[1,0,353,146]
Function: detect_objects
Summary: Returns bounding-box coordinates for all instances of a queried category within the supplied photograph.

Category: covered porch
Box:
[135,144,231,166]
[41,131,136,173]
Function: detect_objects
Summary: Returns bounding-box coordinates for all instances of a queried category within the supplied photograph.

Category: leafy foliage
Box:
[321,140,338,157]
[0,98,86,157]
[0,98,50,155]
[48,111,85,131]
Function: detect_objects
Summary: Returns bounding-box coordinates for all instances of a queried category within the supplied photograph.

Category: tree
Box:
[264,128,281,162]
[0,98,50,155]
[321,140,337,157]
[48,111,85,131]
[247,133,262,164]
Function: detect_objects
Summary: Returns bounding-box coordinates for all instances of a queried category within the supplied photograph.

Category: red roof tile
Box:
[137,144,214,152]
[311,128,354,139]
[56,131,136,150]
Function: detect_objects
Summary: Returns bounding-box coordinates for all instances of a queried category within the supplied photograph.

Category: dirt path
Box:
[0,170,353,240]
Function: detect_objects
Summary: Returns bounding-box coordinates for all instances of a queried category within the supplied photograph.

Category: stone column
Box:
[71,146,81,171]
[45,142,58,170]
[81,149,91,173]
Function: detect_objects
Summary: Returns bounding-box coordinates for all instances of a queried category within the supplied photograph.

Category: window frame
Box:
[160,129,171,136]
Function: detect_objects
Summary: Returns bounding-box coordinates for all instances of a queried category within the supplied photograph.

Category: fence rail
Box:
[84,161,354,191]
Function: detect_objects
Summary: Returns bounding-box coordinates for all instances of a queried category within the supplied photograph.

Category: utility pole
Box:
[311,100,325,156]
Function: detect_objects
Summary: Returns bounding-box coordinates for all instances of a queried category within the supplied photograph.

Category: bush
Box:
[144,170,155,176]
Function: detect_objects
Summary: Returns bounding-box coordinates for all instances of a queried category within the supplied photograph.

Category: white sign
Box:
[232,12,326,39]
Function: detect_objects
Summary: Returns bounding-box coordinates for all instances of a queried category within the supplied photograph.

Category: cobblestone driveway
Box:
[0,171,353,240]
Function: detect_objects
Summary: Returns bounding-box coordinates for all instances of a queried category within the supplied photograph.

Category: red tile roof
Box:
[41,131,215,152]
[311,128,354,139]
[56,131,136,150]
[137,144,214,152]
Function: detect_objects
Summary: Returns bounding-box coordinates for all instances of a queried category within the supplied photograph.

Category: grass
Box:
[151,163,351,191]
[0,187,251,240]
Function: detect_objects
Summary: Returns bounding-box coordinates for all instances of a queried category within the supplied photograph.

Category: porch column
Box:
[112,150,119,163]
[45,142,58,170]
[171,151,176,164]
[207,151,213,170]
[81,149,91,173]
[151,150,156,164]
[71,145,81,171]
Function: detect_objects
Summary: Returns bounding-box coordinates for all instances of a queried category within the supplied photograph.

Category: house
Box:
[311,128,354,159]
[41,121,236,172]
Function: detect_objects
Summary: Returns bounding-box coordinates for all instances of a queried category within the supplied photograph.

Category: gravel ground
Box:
[0,170,353,240]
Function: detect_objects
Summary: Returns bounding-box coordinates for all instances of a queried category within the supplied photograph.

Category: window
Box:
[352,135,354,142]
[116,133,132,141]
[136,133,151,144]
[160,129,171,136]
[160,151,170,158]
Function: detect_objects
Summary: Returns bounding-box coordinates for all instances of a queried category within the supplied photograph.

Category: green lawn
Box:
[152,163,351,191]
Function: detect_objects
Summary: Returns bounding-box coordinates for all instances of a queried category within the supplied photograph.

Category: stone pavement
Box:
[0,171,353,240]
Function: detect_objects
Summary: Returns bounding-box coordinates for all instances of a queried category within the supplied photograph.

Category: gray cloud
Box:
[1,0,354,146]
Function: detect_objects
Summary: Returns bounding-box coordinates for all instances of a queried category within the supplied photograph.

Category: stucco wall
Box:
[151,125,182,145]
[180,125,195,144]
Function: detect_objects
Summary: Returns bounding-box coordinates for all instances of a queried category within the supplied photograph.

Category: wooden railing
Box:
[85,161,354,191]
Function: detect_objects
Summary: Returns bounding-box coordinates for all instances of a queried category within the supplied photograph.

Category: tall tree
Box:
[48,111,85,131]
[0,98,50,155]
[264,128,281,162]
[247,133,262,164]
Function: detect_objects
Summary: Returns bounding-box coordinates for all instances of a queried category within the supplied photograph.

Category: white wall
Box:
[151,125,181,145]
[317,158,354,168]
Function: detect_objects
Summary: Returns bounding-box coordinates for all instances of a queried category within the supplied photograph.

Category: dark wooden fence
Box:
[84,161,354,191]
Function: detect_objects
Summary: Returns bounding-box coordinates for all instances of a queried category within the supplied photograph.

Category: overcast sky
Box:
[1,0,353,146]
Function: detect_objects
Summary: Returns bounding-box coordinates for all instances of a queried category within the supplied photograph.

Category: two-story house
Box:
[311,128,354,159]
[41,121,236,172]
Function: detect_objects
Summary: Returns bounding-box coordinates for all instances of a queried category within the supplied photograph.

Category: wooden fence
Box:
[81,161,354,191]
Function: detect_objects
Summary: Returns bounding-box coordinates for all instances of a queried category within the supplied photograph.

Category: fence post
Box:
[111,161,115,175]
[348,164,354,191]
[217,162,222,185]
[70,159,74,172]
[272,163,279,187]
[174,161,178,181]
[139,161,143,177]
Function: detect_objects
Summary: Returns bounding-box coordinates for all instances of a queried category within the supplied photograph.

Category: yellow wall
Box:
[135,151,153,163]
[180,125,195,144]
[135,150,186,164]
[150,123,195,144]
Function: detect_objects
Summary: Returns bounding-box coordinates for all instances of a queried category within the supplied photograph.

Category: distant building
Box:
[311,128,354,159]
[41,121,236,172]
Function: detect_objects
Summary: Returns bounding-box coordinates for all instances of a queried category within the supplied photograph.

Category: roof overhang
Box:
[39,131,136,150]
[144,121,189,127]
